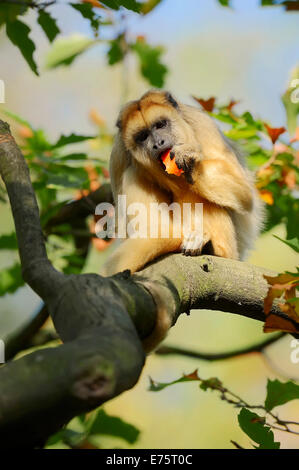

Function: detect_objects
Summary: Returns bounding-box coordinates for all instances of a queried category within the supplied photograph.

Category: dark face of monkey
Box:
[134,118,174,160]
[117,91,191,170]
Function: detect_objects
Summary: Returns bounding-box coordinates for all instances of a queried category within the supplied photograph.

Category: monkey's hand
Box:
[170,144,202,184]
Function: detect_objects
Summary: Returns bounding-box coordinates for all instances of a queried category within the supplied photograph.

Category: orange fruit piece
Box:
[160,150,184,176]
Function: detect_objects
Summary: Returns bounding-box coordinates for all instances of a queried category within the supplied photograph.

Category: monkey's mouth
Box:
[158,148,172,169]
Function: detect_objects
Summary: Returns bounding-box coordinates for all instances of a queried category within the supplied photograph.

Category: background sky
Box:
[0,0,298,449]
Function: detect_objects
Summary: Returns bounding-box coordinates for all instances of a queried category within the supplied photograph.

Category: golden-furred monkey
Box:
[99,91,264,352]
[101,90,263,280]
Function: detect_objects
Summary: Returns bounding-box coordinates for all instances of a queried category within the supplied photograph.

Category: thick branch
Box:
[5,304,49,360]
[134,254,291,327]
[0,122,62,299]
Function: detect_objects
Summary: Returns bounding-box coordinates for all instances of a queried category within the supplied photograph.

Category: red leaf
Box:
[160,149,184,176]
[264,123,286,145]
[192,96,215,112]
[183,369,199,380]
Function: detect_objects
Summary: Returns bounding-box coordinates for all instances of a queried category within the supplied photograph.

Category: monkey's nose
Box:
[153,139,165,150]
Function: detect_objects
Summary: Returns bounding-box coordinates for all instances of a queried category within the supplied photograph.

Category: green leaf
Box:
[199,377,223,391]
[45,34,97,69]
[108,36,126,65]
[238,408,280,449]
[100,0,141,12]
[70,3,101,32]
[88,409,140,444]
[0,263,24,296]
[0,2,28,26]
[247,152,269,169]
[0,233,18,250]
[40,200,69,226]
[63,252,86,274]
[37,9,60,43]
[141,0,163,14]
[3,110,32,128]
[242,111,263,129]
[274,235,299,253]
[46,428,87,447]
[286,198,299,239]
[58,153,88,161]
[265,379,299,411]
[44,166,89,189]
[263,191,298,235]
[218,0,230,5]
[27,129,52,152]
[6,19,38,75]
[52,133,94,149]
[210,112,237,125]
[131,39,167,87]
[225,128,257,140]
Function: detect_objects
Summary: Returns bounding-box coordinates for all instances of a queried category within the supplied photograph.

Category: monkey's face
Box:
[117,91,190,170]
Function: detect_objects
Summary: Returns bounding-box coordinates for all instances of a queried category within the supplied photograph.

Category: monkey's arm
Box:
[174,104,255,213]
[172,144,253,214]
[192,158,253,213]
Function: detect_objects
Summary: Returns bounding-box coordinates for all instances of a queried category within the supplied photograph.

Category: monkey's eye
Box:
[154,120,167,129]
[135,129,149,144]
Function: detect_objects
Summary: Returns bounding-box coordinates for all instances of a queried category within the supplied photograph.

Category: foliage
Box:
[2,0,297,80]
[192,93,299,240]
[0,0,168,86]
[218,0,299,9]
[237,409,280,449]
[150,369,299,449]
[131,38,168,87]
[263,268,299,334]
[46,408,140,449]
[0,109,110,294]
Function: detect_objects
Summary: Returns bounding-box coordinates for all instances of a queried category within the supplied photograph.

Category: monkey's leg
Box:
[203,205,239,259]
[100,236,182,276]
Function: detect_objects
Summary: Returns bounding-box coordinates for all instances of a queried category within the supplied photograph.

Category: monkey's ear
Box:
[165,92,179,109]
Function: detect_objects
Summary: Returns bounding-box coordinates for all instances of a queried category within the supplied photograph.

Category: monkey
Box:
[100,90,264,351]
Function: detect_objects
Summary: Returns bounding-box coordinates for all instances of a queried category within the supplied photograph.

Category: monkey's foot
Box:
[180,231,205,256]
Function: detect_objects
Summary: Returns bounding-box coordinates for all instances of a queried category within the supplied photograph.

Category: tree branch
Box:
[44,183,113,232]
[0,122,62,299]
[0,120,296,448]
[155,333,286,361]
[4,304,49,361]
